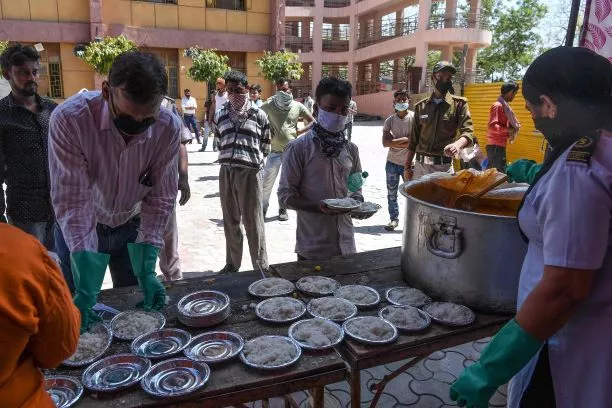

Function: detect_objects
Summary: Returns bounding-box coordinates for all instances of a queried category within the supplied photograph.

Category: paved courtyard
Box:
[102,121,504,407]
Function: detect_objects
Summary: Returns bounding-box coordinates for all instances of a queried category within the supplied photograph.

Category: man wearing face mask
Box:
[260,78,315,221]
[278,77,364,261]
[382,89,414,231]
[403,61,475,180]
[214,70,271,274]
[49,51,180,331]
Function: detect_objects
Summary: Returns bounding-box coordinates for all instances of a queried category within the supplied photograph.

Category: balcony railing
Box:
[285,37,314,53]
[286,0,315,5]
[428,13,490,30]
[324,0,350,7]
[322,40,350,52]
[357,15,418,49]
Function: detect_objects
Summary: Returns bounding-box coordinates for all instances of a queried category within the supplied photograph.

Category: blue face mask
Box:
[395,102,409,112]
[317,108,348,133]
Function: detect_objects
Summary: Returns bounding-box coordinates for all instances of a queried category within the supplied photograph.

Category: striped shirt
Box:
[48,91,180,252]
[213,102,271,169]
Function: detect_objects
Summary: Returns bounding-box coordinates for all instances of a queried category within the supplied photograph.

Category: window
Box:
[142,48,179,98]
[225,52,246,74]
[206,0,245,10]
[23,43,63,99]
[48,62,64,99]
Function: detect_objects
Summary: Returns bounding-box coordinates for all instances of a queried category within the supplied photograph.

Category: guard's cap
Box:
[433,61,457,74]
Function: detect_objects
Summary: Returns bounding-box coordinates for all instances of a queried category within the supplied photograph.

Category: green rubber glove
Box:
[450,319,542,408]
[348,171,369,193]
[505,159,542,185]
[127,242,166,311]
[71,251,110,333]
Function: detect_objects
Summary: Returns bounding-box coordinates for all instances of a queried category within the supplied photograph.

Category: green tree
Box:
[477,0,547,81]
[0,41,9,55]
[184,47,230,87]
[255,50,303,82]
[76,35,137,76]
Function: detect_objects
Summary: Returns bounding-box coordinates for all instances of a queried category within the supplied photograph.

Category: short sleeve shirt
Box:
[383,112,414,165]
[260,100,311,152]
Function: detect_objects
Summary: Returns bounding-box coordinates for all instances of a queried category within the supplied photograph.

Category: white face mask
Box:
[395,102,409,112]
[317,108,348,133]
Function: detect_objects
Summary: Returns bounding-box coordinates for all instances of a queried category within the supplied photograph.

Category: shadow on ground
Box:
[197,176,219,182]
[204,192,220,198]
[209,218,224,227]
[353,225,402,236]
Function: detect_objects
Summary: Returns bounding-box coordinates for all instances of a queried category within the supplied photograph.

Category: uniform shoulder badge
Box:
[566,134,600,165]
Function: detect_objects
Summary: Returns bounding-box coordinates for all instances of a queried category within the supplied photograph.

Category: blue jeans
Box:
[8,217,55,250]
[386,161,405,221]
[262,152,284,213]
[54,216,141,292]
[183,114,201,143]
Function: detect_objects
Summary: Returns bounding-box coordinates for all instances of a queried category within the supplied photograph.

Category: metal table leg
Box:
[350,366,361,408]
[368,355,428,408]
[311,387,325,408]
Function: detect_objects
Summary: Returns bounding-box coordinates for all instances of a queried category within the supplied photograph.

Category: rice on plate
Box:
[335,285,379,306]
[290,318,343,348]
[256,297,305,322]
[344,316,396,343]
[308,297,357,321]
[386,287,431,307]
[380,305,430,331]
[241,336,300,368]
[112,310,164,340]
[65,328,109,365]
[249,278,294,297]
[296,276,340,296]
[422,302,475,326]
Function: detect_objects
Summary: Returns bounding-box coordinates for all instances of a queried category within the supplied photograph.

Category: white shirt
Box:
[181,96,197,115]
[215,92,228,112]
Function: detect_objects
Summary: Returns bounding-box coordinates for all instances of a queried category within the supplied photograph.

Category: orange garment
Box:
[0,224,80,408]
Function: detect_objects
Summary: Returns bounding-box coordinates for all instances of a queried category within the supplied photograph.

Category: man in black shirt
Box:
[0,44,57,249]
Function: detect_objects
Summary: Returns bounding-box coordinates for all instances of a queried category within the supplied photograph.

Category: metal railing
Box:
[357,15,419,49]
[428,13,490,30]
[285,38,314,53]
[286,0,315,5]
[324,0,350,7]
[140,0,178,3]
[205,0,246,11]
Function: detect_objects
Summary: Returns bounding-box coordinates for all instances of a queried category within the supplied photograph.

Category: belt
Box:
[415,153,452,165]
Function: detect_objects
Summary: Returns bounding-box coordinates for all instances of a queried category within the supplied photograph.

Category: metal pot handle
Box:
[426,223,463,259]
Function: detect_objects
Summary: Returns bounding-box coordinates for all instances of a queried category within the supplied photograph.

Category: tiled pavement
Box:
[101,122,505,407]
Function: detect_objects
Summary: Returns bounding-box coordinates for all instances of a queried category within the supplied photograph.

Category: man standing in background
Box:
[250,84,263,107]
[159,96,192,281]
[382,89,414,231]
[211,78,229,152]
[181,88,201,144]
[260,78,315,221]
[303,91,314,114]
[346,98,358,141]
[214,71,270,274]
[0,43,57,250]
[404,61,475,181]
[486,81,521,171]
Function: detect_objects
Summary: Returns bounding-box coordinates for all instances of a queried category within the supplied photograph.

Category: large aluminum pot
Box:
[399,179,527,313]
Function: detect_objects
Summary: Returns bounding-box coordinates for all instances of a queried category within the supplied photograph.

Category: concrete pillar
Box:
[270,0,285,52]
[468,0,482,27]
[415,42,428,92]
[440,45,453,62]
[395,8,404,36]
[392,58,400,85]
[465,47,477,83]
[374,13,382,41]
[332,23,340,40]
[445,0,457,28]
[372,60,380,93]
[348,0,357,86]
[312,0,324,92]
[417,0,432,31]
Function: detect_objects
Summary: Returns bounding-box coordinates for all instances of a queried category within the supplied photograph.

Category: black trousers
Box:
[520,345,556,408]
[486,145,507,172]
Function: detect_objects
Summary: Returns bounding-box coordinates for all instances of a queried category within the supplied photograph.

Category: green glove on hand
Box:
[127,242,166,311]
[71,251,110,333]
[505,159,542,185]
[450,319,542,408]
